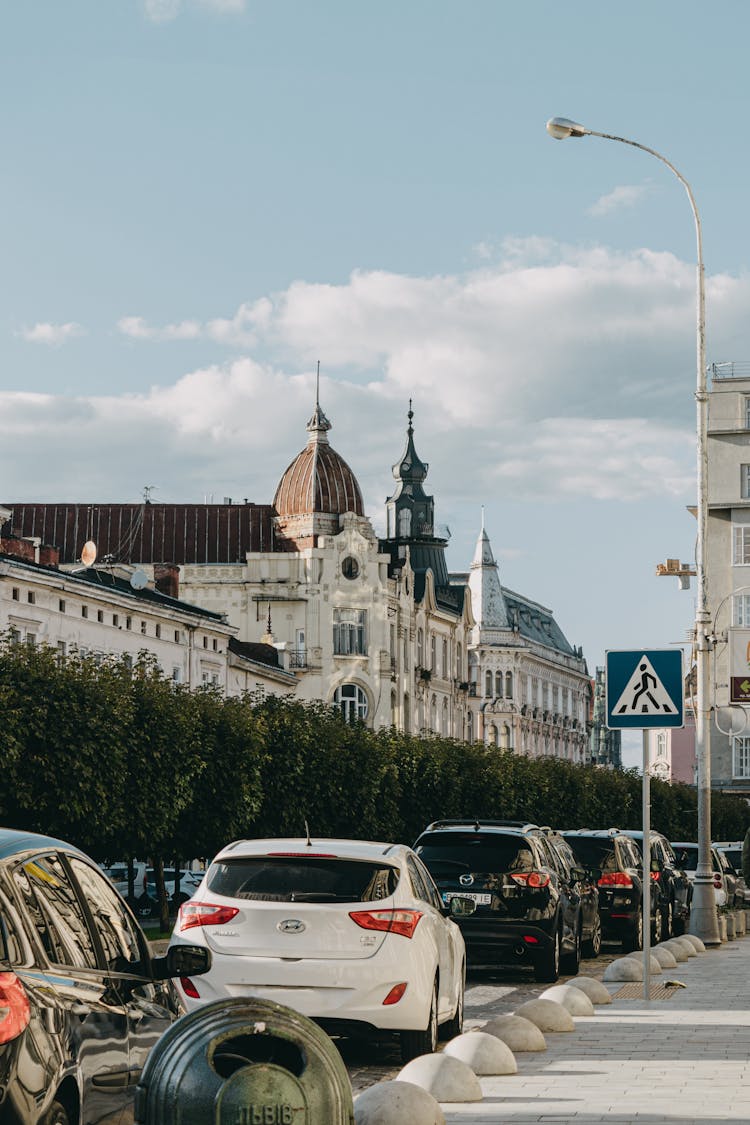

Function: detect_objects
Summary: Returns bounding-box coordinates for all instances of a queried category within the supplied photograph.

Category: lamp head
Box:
[546,117,588,140]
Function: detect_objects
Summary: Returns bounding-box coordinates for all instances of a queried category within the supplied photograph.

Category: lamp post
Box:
[546,117,719,945]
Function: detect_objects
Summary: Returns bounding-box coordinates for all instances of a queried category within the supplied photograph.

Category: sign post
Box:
[606,649,684,1002]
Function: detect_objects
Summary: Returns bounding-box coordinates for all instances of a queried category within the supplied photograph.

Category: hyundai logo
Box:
[278,918,306,934]
[459,874,474,887]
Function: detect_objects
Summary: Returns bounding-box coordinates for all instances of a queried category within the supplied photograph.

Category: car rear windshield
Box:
[205,857,400,903]
[563,838,619,873]
[674,846,698,871]
[722,849,741,870]
[415,833,537,875]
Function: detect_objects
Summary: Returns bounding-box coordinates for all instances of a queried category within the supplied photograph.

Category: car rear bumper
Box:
[454,919,556,966]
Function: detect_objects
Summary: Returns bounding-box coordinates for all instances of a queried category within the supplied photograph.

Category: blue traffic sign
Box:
[605,649,684,730]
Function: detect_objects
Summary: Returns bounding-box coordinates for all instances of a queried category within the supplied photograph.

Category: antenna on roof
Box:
[315,360,320,408]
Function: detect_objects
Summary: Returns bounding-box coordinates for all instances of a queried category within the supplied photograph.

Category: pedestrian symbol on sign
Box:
[612,655,678,717]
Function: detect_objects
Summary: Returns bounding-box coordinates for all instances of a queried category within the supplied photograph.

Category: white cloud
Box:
[589,183,650,216]
[118,300,267,347]
[18,322,86,346]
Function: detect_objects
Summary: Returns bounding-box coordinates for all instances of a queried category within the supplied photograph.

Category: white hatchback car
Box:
[169,837,468,1061]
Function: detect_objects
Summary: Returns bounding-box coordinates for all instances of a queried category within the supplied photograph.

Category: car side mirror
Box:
[152,944,211,980]
[449,895,477,918]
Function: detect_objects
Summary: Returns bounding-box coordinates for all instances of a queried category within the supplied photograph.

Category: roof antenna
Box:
[304,819,312,847]
[481,504,485,533]
[316,360,320,409]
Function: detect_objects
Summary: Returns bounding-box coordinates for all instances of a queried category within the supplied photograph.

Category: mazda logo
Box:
[278,918,306,934]
[459,874,474,887]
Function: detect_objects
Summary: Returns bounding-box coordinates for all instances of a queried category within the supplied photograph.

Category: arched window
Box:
[333,683,368,724]
[505,671,513,699]
[495,671,503,697]
[430,635,436,672]
[456,642,462,679]
[417,628,424,667]
[488,724,498,747]
[466,711,473,742]
[485,671,493,697]
[442,639,448,678]
[403,693,410,734]
[500,723,511,751]
[430,694,437,731]
[442,698,449,735]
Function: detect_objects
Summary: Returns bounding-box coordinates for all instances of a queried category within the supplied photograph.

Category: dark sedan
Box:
[0,828,209,1124]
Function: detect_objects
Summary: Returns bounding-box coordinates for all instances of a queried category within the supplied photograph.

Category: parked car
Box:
[0,827,210,1124]
[412,819,586,981]
[672,841,732,906]
[714,842,750,906]
[145,867,204,907]
[540,828,601,959]
[620,829,691,936]
[561,829,661,950]
[169,837,467,1063]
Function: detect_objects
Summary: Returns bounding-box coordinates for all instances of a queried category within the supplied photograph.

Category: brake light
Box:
[178,902,240,931]
[597,872,633,888]
[510,871,550,888]
[650,871,660,882]
[713,875,723,889]
[349,909,423,939]
[0,972,30,1045]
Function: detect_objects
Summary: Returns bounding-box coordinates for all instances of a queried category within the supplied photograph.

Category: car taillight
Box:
[0,972,30,1045]
[597,872,634,888]
[650,871,660,882]
[178,902,240,931]
[713,875,723,889]
[383,983,408,1005]
[349,909,423,939]
[180,977,201,999]
[510,871,551,888]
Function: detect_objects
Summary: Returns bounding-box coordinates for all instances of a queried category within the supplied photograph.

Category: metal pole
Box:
[642,730,651,1002]
[550,124,719,946]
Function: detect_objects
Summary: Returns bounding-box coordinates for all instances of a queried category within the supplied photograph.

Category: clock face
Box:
[401,461,411,473]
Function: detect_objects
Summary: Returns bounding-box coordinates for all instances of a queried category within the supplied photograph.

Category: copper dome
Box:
[273,402,364,519]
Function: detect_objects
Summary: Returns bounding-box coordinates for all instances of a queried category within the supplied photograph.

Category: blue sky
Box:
[4,2,750,765]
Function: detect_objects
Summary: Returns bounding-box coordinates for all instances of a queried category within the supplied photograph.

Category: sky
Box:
[4,1,750,767]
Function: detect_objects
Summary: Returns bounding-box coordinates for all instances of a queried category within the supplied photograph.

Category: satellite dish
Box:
[130,569,148,591]
[81,540,97,567]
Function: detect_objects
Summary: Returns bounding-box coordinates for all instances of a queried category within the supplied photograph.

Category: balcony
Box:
[289,649,307,669]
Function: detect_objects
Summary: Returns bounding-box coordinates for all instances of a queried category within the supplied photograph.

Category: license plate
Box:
[442,892,491,905]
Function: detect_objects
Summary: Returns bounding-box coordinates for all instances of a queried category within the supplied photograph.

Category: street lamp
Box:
[546,117,719,946]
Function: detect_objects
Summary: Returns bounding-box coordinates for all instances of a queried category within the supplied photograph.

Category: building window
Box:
[417,628,424,667]
[430,695,437,731]
[745,396,750,429]
[11,587,19,601]
[495,671,503,697]
[505,671,513,699]
[733,526,750,565]
[734,594,750,626]
[140,621,147,635]
[656,732,667,758]
[334,683,368,723]
[212,638,218,651]
[112,614,119,627]
[9,627,20,644]
[442,699,449,735]
[57,641,66,662]
[430,635,436,672]
[733,735,750,779]
[155,624,161,639]
[341,556,359,580]
[203,636,208,648]
[172,666,182,683]
[59,599,66,612]
[174,630,180,643]
[125,616,132,630]
[442,639,448,677]
[485,670,493,697]
[81,605,88,619]
[333,609,367,655]
[456,642,462,679]
[97,609,104,623]
[26,633,36,647]
[27,591,35,605]
[742,465,750,500]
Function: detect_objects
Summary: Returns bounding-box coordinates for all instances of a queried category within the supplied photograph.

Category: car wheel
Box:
[560,917,581,975]
[534,927,561,983]
[39,1101,70,1125]
[622,908,643,952]
[583,911,602,958]
[663,899,674,939]
[400,978,438,1063]
[439,962,464,1041]
[652,905,663,944]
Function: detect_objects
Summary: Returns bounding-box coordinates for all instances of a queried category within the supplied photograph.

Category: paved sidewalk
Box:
[442,938,750,1124]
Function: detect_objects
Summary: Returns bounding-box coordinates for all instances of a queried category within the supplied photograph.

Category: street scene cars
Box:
[714,841,750,906]
[0,828,210,1125]
[619,829,692,937]
[168,837,467,1062]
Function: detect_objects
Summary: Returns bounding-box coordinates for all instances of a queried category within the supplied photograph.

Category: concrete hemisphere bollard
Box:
[567,976,612,1005]
[482,1014,547,1052]
[681,934,707,952]
[660,939,689,962]
[443,1031,518,1075]
[397,1054,482,1104]
[133,996,355,1124]
[651,945,678,969]
[603,957,643,982]
[354,1080,446,1125]
[669,936,698,957]
[513,998,575,1032]
[539,985,595,1016]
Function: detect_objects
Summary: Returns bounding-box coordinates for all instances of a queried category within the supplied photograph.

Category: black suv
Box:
[413,819,588,982]
[0,828,210,1124]
[562,829,661,951]
[619,829,691,937]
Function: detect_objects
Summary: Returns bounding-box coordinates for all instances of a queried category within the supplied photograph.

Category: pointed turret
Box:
[386,402,435,541]
[469,516,510,640]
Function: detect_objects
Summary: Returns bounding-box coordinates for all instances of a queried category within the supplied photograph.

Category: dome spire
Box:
[306,360,331,444]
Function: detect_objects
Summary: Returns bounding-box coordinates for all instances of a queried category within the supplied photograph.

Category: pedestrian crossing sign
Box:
[605,649,684,730]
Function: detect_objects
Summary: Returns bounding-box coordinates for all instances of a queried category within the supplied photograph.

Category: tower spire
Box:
[306,359,331,443]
